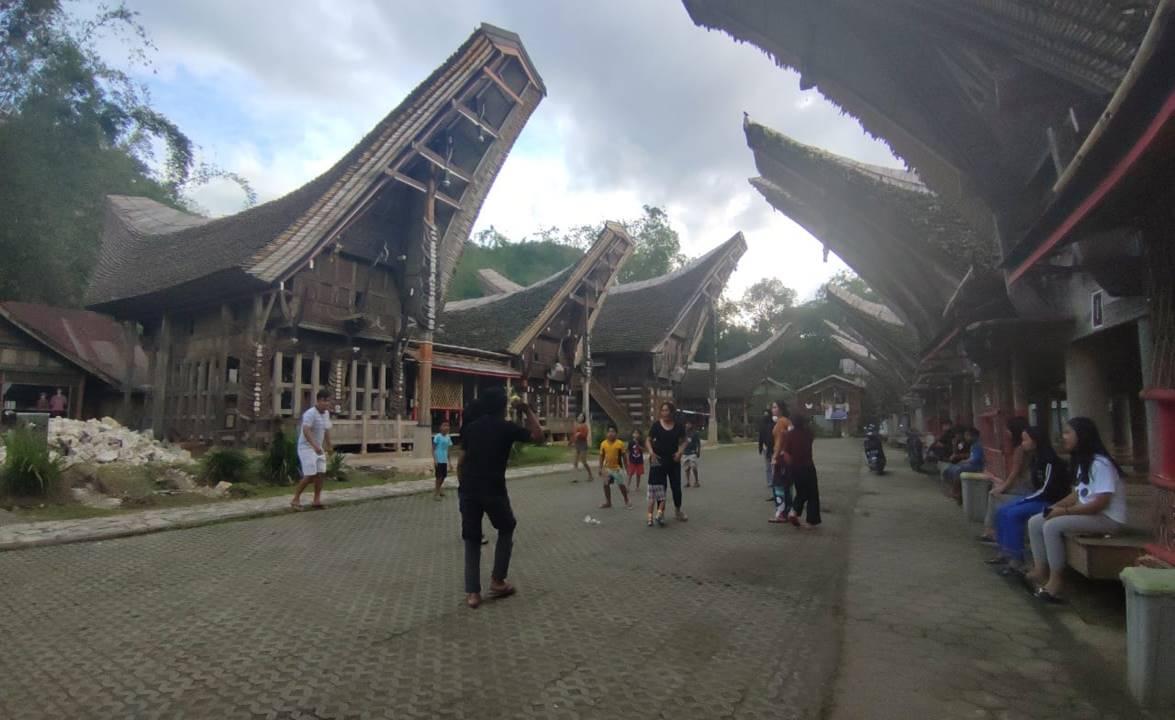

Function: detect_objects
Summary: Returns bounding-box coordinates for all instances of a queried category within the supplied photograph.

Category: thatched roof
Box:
[825,285,919,376]
[677,322,796,400]
[685,0,1160,239]
[476,268,523,295]
[436,222,634,356]
[592,233,746,354]
[87,24,544,317]
[746,120,986,342]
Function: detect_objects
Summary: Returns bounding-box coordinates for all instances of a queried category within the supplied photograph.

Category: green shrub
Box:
[1,426,64,499]
[200,447,252,485]
[260,430,300,486]
[325,451,348,482]
[717,426,733,444]
[95,464,155,499]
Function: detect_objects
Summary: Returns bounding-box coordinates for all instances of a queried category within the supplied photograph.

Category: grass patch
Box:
[509,444,572,468]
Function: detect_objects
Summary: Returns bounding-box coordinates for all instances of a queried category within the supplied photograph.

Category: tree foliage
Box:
[618,205,686,283]
[0,0,253,304]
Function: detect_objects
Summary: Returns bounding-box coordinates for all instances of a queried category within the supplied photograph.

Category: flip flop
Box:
[998,566,1024,578]
[289,502,303,511]
[985,557,1009,565]
[310,504,325,510]
[1034,588,1067,605]
[488,583,515,599]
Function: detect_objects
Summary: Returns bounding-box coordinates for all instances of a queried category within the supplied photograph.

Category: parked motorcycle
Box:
[864,425,887,475]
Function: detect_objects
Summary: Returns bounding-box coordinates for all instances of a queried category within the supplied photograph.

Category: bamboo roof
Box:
[476,268,523,295]
[436,222,633,356]
[86,24,545,318]
[592,233,747,355]
[685,0,1160,238]
[677,322,796,400]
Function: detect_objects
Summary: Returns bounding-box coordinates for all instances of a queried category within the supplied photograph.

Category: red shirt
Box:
[782,427,815,468]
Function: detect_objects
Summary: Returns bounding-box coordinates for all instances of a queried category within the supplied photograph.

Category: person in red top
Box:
[569,414,593,483]
[48,388,68,417]
[781,414,821,528]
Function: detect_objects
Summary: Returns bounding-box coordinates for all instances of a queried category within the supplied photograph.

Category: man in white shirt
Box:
[291,389,333,510]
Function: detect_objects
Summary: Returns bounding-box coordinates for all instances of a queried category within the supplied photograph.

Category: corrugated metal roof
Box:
[0,302,149,389]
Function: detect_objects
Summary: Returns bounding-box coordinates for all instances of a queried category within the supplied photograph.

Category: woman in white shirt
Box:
[1026,417,1126,603]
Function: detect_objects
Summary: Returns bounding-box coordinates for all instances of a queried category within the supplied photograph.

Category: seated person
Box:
[1026,417,1126,603]
[984,426,1068,574]
[941,427,982,501]
[980,417,1030,542]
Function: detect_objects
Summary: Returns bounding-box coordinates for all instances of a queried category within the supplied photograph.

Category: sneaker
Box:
[675,510,688,522]
[647,518,654,527]
[655,512,665,527]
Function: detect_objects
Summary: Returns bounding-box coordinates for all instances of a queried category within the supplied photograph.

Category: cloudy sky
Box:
[114,0,900,300]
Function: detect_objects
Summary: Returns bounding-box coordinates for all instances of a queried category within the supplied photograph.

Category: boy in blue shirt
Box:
[433,420,453,500]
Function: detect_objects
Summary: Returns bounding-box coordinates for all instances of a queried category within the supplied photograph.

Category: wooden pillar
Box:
[74,375,86,421]
[272,352,283,418]
[311,353,321,402]
[708,299,719,444]
[120,321,137,426]
[582,285,592,422]
[349,358,359,418]
[150,316,170,438]
[293,352,304,416]
[378,362,388,418]
[361,361,373,454]
[415,174,439,457]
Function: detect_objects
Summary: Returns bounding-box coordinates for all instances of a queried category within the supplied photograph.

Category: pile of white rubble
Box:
[45,417,192,468]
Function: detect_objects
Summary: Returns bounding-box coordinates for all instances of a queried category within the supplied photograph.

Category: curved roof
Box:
[476,268,523,295]
[436,222,634,355]
[825,285,919,374]
[592,233,747,354]
[685,0,1159,237]
[678,322,795,399]
[86,24,544,316]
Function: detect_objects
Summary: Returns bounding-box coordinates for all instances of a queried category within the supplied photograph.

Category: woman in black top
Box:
[988,426,1068,573]
[646,401,689,522]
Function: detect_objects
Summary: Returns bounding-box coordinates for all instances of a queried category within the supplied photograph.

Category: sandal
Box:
[984,557,1009,565]
[488,582,516,599]
[310,503,325,510]
[466,593,481,609]
[289,501,303,511]
[998,566,1024,578]
[1034,588,1067,605]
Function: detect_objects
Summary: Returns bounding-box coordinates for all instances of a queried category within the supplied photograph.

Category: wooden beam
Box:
[481,66,523,104]
[384,170,463,210]
[412,142,472,183]
[452,100,498,139]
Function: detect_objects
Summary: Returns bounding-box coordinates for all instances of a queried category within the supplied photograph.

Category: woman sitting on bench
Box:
[985,425,1069,575]
[1026,417,1126,603]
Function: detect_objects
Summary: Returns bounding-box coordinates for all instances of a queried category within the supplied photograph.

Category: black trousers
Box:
[650,462,683,510]
[790,464,821,525]
[459,492,517,594]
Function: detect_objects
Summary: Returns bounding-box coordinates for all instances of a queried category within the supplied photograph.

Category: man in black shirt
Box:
[457,386,543,609]
[756,409,775,497]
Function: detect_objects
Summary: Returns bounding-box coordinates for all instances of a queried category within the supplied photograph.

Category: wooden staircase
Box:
[590,382,634,433]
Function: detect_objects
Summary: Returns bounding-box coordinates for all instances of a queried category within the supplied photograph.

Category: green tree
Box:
[817,269,877,301]
[739,277,796,335]
[619,205,686,283]
[0,0,252,304]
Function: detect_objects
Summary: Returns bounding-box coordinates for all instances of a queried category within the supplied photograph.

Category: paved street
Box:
[0,443,857,720]
[0,439,1155,719]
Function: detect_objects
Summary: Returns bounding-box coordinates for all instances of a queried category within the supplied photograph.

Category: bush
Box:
[94,464,155,500]
[1,425,64,499]
[325,451,348,482]
[260,430,300,486]
[717,426,733,443]
[200,447,252,486]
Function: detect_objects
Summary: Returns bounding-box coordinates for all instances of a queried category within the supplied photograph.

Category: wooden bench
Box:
[1064,485,1151,580]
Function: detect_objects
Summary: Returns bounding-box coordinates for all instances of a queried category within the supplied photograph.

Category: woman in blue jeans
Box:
[985,426,1069,574]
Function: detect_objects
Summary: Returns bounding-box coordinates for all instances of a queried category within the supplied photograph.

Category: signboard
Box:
[827,403,849,421]
[1091,290,1104,329]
